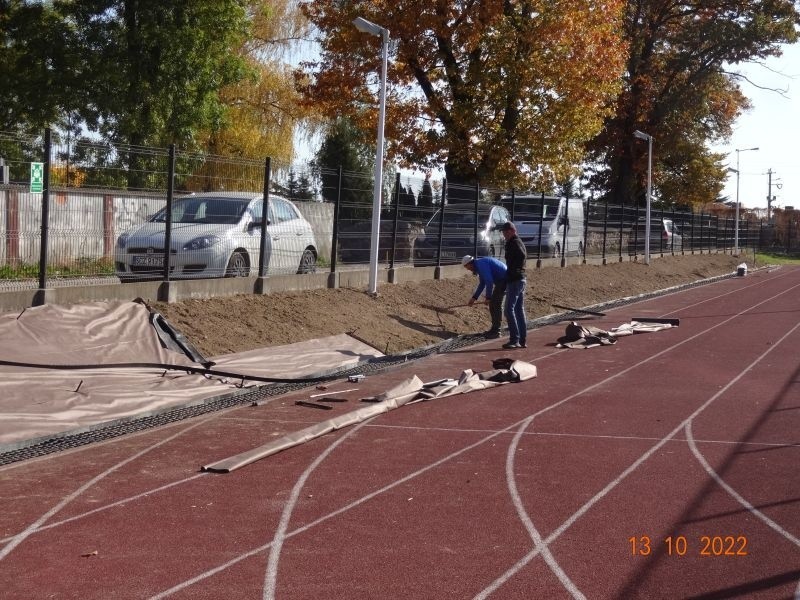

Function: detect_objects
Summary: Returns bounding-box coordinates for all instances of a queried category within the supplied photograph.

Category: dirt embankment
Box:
[153,254,747,357]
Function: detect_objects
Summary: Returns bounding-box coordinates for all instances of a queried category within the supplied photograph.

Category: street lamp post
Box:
[353,17,389,295]
[633,130,653,265]
[734,146,759,254]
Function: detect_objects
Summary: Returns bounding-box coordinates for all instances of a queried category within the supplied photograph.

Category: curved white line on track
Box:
[505,416,586,599]
[149,277,800,599]
[263,420,371,600]
[685,422,800,547]
[474,311,800,598]
[0,417,211,561]
[686,421,800,597]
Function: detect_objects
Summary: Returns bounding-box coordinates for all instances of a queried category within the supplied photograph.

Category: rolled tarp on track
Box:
[202,360,537,473]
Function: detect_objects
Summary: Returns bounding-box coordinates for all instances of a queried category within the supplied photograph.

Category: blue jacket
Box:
[471,257,507,300]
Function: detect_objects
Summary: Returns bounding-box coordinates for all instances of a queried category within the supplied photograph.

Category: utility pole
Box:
[766,169,781,223]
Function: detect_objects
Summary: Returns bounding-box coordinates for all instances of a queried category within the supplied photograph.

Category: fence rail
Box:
[1,129,797,292]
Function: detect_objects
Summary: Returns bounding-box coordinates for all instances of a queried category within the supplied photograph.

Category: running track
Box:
[1,266,798,599]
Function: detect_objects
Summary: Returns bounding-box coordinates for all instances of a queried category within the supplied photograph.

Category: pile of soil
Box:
[154,254,748,357]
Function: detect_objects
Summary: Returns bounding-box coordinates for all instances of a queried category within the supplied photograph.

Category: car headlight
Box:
[183,235,221,251]
[116,233,129,250]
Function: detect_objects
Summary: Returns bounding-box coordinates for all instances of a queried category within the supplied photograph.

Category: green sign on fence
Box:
[30,162,44,193]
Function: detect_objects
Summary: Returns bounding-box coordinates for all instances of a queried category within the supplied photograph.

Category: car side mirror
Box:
[247,218,270,231]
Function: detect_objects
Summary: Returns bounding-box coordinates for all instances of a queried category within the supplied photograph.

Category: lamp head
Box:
[633,130,651,141]
[353,16,384,37]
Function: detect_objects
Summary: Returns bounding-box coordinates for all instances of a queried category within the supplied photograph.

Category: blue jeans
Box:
[505,279,527,343]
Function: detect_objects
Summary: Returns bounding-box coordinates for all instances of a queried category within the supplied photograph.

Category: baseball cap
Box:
[461,255,474,266]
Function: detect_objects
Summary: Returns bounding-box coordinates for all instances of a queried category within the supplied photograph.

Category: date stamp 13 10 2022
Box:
[629,535,748,557]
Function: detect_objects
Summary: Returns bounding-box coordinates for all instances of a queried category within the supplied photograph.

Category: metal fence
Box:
[1,128,797,292]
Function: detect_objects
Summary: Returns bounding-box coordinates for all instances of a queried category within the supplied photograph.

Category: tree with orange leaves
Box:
[586,0,800,208]
[299,1,627,190]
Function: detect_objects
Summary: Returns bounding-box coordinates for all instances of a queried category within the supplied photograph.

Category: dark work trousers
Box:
[505,278,527,344]
[488,279,507,333]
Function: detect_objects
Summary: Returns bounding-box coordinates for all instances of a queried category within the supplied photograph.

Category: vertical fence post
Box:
[162,144,175,282]
[510,188,516,221]
[435,179,446,274]
[633,202,640,259]
[617,202,623,262]
[582,197,588,264]
[560,197,569,267]
[723,211,730,254]
[536,192,544,268]
[601,197,609,265]
[473,182,480,258]
[700,211,705,253]
[258,157,271,278]
[37,128,52,292]
[389,172,400,271]
[671,205,677,254]
[330,166,342,274]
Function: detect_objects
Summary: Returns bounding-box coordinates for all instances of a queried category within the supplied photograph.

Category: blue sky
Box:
[712,43,800,213]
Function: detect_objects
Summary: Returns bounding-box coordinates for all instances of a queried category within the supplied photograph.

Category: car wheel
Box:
[297,248,317,274]
[225,251,249,277]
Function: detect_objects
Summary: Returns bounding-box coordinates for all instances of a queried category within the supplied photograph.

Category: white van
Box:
[501,195,585,257]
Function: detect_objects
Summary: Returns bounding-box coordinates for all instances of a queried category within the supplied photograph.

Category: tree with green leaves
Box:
[56,0,249,150]
[202,0,315,163]
[314,117,374,220]
[586,0,800,208]
[300,0,627,190]
[0,1,70,134]
[418,174,434,209]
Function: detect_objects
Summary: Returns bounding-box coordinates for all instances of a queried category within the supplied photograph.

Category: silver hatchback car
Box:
[114,192,317,280]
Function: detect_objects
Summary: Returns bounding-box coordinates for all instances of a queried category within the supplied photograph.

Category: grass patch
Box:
[755,251,800,266]
[0,258,115,280]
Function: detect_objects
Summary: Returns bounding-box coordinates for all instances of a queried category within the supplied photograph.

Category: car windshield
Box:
[511,200,560,220]
[151,197,250,225]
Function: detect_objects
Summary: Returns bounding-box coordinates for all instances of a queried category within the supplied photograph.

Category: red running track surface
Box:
[0,266,798,599]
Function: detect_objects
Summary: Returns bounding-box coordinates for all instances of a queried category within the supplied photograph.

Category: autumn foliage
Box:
[300,0,627,189]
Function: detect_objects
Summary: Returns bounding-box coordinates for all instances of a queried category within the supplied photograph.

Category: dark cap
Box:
[500,221,516,232]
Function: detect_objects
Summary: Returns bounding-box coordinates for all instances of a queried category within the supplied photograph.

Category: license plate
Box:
[441,251,456,258]
[132,255,164,267]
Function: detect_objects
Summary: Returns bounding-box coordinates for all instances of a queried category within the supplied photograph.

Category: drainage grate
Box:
[0,272,735,467]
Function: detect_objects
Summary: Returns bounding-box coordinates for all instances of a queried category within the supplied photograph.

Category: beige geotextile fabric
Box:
[0,302,382,449]
[202,360,537,473]
[556,320,674,348]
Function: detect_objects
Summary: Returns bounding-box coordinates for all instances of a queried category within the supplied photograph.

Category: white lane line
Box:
[473,315,800,599]
[0,417,210,561]
[506,416,586,599]
[263,420,371,600]
[150,279,800,599]
[685,421,800,546]
[0,472,206,545]
[620,266,792,318]
[5,430,793,548]
[366,424,800,448]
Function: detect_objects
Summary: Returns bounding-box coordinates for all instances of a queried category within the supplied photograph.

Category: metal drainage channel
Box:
[0,273,736,467]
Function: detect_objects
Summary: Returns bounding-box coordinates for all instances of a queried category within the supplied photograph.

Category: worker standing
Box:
[500,222,527,348]
[462,255,507,339]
